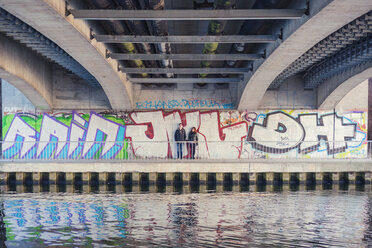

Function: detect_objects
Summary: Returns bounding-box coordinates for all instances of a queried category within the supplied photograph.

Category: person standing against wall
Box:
[188,127,198,159]
[175,123,186,159]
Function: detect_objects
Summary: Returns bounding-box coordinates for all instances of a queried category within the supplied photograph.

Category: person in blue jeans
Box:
[174,123,186,159]
[188,127,198,159]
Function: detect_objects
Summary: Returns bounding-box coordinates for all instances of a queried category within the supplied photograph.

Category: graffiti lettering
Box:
[2,110,366,159]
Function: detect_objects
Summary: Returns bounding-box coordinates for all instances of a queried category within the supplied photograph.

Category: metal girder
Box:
[119,67,248,74]
[129,77,241,84]
[95,34,278,44]
[70,9,305,20]
[110,53,263,60]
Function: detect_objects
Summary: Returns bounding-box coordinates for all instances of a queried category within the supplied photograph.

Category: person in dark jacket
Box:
[174,123,186,159]
[188,127,198,159]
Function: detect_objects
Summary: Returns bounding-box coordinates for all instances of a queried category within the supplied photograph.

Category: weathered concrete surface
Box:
[0,0,133,110]
[0,35,52,110]
[1,160,372,173]
[238,0,372,111]
[335,79,368,111]
[52,68,110,110]
[318,62,372,109]
[259,75,316,109]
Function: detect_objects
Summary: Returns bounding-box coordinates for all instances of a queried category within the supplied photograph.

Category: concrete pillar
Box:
[199,173,207,192]
[82,172,90,193]
[0,79,2,159]
[32,172,40,193]
[365,172,371,185]
[132,173,140,193]
[232,173,240,185]
[266,173,274,185]
[216,173,223,185]
[183,173,190,185]
[16,172,24,185]
[32,172,40,185]
[332,172,339,185]
[166,185,173,193]
[99,173,107,191]
[66,172,74,185]
[199,173,207,184]
[115,173,123,185]
[348,172,356,184]
[82,173,89,185]
[316,173,322,185]
[0,173,6,186]
[166,173,174,185]
[182,173,190,193]
[299,173,306,185]
[283,173,290,185]
[49,172,57,192]
[149,173,157,185]
[0,173,6,193]
[249,173,256,186]
[132,173,140,184]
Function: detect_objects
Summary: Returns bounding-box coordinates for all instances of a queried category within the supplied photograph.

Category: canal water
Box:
[1,188,371,247]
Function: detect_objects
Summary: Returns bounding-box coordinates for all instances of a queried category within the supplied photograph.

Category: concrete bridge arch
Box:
[238,0,372,111]
[318,62,372,110]
[0,0,133,110]
[0,34,52,110]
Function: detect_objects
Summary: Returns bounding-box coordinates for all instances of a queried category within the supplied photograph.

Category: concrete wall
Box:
[2,109,367,160]
[259,75,316,109]
[133,83,235,110]
[2,80,35,114]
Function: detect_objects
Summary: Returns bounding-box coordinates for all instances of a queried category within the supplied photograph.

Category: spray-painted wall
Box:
[2,109,367,159]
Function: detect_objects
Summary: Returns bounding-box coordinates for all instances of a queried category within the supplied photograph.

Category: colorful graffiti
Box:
[2,109,367,159]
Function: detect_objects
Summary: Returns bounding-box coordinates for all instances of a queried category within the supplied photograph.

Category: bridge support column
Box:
[365,172,371,185]
[99,173,107,192]
[0,79,2,158]
[32,172,40,193]
[332,172,339,187]
[49,172,56,192]
[132,172,140,192]
[148,173,157,193]
[182,173,190,194]
[0,173,6,193]
[165,173,174,193]
[66,172,73,185]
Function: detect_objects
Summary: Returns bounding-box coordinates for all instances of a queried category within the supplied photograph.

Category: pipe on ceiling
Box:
[199,0,236,78]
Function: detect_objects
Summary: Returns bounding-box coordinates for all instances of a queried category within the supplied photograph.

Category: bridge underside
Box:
[0,0,370,111]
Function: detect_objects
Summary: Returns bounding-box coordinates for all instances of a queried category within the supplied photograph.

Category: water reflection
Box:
[0,190,371,247]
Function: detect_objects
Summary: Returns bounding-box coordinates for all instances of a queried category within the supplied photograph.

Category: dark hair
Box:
[191,127,196,131]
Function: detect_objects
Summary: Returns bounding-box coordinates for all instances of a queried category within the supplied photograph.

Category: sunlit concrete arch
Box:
[0,34,52,110]
[317,62,372,110]
[0,0,133,110]
[238,0,372,111]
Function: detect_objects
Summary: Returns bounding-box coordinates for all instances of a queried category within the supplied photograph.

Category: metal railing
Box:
[0,140,369,161]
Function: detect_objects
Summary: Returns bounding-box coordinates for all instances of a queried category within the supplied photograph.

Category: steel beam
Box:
[95,34,278,44]
[110,53,262,61]
[129,77,241,83]
[70,9,305,20]
[119,67,248,74]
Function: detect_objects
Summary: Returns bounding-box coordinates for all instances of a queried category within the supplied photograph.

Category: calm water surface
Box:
[1,189,372,247]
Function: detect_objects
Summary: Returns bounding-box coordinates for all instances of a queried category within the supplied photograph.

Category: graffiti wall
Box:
[2,109,367,159]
